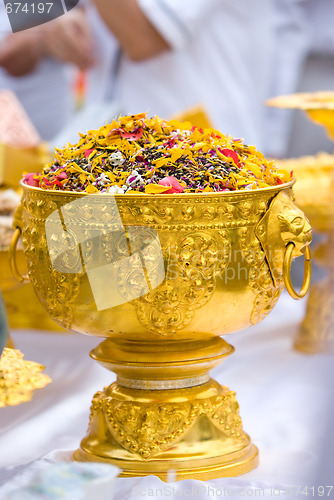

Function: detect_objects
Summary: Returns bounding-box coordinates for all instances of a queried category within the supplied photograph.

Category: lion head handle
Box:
[256,190,312,286]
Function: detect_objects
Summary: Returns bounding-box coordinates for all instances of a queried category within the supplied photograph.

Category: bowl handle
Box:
[283,242,311,300]
[9,227,30,284]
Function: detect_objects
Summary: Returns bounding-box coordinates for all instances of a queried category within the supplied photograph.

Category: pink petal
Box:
[84,149,94,158]
[23,173,39,187]
[159,176,184,194]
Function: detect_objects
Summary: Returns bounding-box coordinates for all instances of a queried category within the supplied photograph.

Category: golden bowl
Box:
[10,180,312,480]
[276,153,334,353]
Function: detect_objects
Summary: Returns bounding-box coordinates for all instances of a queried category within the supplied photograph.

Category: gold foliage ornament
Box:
[0,348,51,407]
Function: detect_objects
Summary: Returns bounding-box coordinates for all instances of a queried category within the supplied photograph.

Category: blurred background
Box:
[0,0,333,157]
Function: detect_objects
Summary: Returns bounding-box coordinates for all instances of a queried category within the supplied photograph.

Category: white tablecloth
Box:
[1,292,333,499]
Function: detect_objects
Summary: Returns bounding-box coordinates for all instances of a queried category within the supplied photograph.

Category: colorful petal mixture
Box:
[23,113,292,194]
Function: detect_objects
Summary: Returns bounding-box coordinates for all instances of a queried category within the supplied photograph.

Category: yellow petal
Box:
[86,184,98,193]
[154,157,171,168]
[145,184,171,194]
[170,148,184,163]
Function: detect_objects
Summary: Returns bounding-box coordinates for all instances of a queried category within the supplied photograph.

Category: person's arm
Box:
[93,0,170,61]
[0,29,44,77]
[0,9,95,78]
[43,9,96,70]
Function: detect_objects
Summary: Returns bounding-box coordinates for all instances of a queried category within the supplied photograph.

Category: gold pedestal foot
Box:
[74,381,258,481]
[75,338,258,480]
[295,278,334,353]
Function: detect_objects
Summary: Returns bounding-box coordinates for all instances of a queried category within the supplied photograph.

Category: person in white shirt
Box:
[91,0,279,154]
[0,5,95,140]
[91,0,334,158]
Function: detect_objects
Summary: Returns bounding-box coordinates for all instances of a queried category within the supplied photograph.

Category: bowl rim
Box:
[19,178,295,199]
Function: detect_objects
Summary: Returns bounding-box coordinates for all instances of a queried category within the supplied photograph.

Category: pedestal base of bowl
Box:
[294,277,334,354]
[294,234,334,353]
[74,337,259,480]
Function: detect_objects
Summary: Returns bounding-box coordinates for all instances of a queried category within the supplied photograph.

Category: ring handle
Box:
[283,242,311,300]
[9,227,30,283]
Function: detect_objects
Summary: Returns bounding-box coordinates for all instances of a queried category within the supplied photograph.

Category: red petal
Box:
[220,148,240,166]
[119,127,144,141]
[55,179,64,187]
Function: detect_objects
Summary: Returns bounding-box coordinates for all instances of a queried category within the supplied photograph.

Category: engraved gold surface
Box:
[0,191,66,331]
[11,181,311,479]
[74,380,259,480]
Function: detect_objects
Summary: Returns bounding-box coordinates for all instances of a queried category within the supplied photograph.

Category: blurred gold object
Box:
[171,105,213,130]
[0,247,66,331]
[10,181,311,480]
[276,153,334,353]
[278,153,333,233]
[0,142,50,188]
[0,347,51,407]
[267,91,334,140]
[268,91,334,353]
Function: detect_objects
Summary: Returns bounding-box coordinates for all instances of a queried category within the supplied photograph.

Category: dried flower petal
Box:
[23,173,40,187]
[159,176,184,193]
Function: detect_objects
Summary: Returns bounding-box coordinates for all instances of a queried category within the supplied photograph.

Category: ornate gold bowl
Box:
[10,180,311,480]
